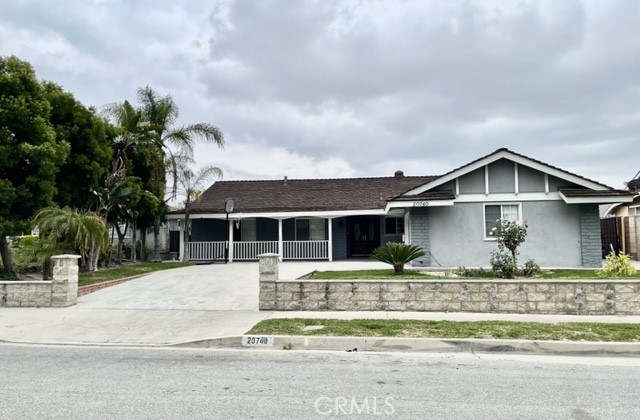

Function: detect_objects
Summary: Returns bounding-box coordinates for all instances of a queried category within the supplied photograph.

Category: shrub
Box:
[371,242,426,275]
[490,249,517,279]
[597,251,637,277]
[457,266,488,278]
[490,219,528,266]
[521,259,540,278]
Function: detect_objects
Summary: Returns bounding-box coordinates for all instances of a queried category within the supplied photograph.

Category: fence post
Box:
[51,254,81,307]
[258,253,279,310]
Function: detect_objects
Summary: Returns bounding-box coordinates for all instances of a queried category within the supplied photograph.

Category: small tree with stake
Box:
[371,242,426,275]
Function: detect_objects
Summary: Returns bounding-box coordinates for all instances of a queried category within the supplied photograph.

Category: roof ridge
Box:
[215,175,437,183]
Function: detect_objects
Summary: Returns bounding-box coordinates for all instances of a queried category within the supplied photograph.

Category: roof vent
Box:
[283,176,288,186]
[394,170,404,178]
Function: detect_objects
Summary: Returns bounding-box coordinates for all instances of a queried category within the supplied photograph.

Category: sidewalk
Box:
[2,307,640,347]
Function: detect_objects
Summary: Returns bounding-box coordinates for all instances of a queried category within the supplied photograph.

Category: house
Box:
[167,148,634,267]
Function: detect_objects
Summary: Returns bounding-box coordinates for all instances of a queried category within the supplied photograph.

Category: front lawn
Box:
[78,262,192,286]
[249,318,640,342]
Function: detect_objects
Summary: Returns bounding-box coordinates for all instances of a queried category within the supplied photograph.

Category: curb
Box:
[172,335,640,357]
[78,274,147,296]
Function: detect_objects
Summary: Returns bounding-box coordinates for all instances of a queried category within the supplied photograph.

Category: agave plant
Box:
[371,242,426,275]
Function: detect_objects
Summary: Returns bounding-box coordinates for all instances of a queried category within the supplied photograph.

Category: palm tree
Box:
[136,86,224,261]
[34,207,108,272]
[169,162,223,261]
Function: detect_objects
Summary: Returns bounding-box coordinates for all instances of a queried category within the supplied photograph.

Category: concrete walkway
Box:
[1,260,640,347]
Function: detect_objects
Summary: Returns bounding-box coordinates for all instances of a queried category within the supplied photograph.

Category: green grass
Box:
[309,268,640,280]
[249,318,640,342]
[78,262,192,286]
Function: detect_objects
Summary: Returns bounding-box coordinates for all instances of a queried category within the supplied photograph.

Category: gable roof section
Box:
[403,148,613,196]
[190,176,436,214]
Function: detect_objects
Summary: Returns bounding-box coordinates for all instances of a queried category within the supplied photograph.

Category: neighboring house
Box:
[603,170,640,259]
[167,148,634,267]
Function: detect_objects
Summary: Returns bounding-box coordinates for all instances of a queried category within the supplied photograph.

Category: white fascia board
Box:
[404,150,609,195]
[170,209,386,220]
[455,192,562,202]
[559,192,635,204]
[385,200,455,212]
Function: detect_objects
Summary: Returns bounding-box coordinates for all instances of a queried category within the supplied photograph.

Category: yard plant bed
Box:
[249,318,640,342]
[308,269,640,280]
[78,262,192,287]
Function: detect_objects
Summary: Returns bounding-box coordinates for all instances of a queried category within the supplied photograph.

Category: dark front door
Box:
[347,216,380,257]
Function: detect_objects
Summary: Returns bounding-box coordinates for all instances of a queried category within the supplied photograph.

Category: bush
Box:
[457,266,488,278]
[490,249,517,279]
[597,251,637,277]
[521,259,540,278]
[371,242,426,275]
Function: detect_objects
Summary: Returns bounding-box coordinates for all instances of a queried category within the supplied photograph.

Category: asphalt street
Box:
[2,344,640,419]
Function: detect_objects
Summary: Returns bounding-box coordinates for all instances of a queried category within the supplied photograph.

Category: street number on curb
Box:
[242,336,274,347]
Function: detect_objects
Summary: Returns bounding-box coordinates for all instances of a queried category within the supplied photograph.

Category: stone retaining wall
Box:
[0,255,80,308]
[257,254,640,315]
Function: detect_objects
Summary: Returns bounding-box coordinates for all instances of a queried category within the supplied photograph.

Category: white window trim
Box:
[483,202,522,241]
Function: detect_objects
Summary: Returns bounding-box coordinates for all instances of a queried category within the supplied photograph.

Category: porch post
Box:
[278,219,283,262]
[178,220,185,261]
[228,219,234,262]
[327,217,333,261]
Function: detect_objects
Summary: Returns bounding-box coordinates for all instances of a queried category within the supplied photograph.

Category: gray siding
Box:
[190,219,227,241]
[548,175,580,191]
[409,208,430,266]
[518,164,545,192]
[488,159,515,193]
[458,168,485,194]
[426,201,583,267]
[433,180,455,192]
[332,217,347,260]
[579,204,602,267]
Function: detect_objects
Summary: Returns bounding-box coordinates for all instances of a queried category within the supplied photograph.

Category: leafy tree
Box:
[489,218,528,279]
[0,56,69,278]
[371,242,426,275]
[136,86,224,261]
[44,83,113,208]
[169,162,222,261]
[33,207,108,272]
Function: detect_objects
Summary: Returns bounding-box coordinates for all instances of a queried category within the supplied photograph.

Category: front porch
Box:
[175,213,407,262]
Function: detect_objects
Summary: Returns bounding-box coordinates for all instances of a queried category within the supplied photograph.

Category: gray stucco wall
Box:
[332,218,347,260]
[425,201,583,267]
[488,159,515,193]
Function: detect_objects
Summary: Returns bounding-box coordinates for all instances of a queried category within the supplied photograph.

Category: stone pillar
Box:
[51,254,81,307]
[258,253,279,310]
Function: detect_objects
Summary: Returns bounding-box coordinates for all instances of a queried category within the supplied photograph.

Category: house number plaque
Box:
[413,201,430,207]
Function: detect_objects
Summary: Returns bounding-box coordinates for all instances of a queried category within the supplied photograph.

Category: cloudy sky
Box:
[1,0,639,188]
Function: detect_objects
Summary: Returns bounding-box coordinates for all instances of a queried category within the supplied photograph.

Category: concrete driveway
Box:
[78,262,262,311]
[77,260,389,311]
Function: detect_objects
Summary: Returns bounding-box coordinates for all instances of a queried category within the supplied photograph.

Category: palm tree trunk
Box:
[0,237,19,279]
[141,234,146,261]
[152,218,161,262]
[131,220,137,263]
[182,201,191,262]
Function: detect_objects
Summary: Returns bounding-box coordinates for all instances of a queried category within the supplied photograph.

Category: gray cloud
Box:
[0,0,638,188]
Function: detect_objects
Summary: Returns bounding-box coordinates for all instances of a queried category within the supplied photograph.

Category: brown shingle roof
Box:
[190,176,436,214]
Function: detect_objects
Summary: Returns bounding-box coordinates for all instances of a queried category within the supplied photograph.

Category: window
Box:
[484,204,521,238]
[241,218,256,241]
[295,218,326,241]
[384,217,405,235]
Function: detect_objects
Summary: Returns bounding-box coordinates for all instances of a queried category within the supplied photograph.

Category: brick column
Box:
[51,254,81,307]
[579,205,602,268]
[409,208,431,266]
[258,253,279,310]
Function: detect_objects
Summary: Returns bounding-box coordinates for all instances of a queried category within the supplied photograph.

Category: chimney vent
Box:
[394,170,404,178]
[283,176,288,186]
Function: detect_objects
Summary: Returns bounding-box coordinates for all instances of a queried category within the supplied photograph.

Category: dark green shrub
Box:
[521,259,540,277]
[371,242,426,275]
[490,249,517,279]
